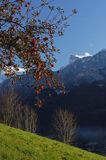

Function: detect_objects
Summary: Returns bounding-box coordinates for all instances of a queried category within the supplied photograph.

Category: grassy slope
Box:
[0,123,106,160]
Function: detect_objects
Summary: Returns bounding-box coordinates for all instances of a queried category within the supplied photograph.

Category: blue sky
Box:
[51,0,106,70]
[32,0,106,70]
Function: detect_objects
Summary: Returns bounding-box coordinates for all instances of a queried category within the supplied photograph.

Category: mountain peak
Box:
[96,49,106,57]
[75,52,92,59]
[60,50,106,88]
[69,55,79,64]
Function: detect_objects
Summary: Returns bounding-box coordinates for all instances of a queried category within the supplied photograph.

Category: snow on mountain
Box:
[0,55,25,84]
[1,49,106,88]
[60,50,106,88]
[69,52,92,64]
[0,68,25,84]
[75,52,92,59]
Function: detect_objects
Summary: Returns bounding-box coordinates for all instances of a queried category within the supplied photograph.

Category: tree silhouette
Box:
[0,89,38,132]
[53,108,76,144]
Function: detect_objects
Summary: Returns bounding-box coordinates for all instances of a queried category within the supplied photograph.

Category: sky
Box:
[51,0,106,70]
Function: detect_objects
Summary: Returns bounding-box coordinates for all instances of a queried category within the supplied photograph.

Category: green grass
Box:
[0,123,106,160]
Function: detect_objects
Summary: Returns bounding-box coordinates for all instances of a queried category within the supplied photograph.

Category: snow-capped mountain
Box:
[60,49,106,88]
[75,52,92,59]
[1,49,106,89]
[69,52,92,64]
[0,68,25,84]
[0,55,25,84]
[69,55,79,64]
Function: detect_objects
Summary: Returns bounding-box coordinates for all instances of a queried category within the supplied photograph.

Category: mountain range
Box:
[0,49,106,89]
[60,49,106,88]
[0,49,106,136]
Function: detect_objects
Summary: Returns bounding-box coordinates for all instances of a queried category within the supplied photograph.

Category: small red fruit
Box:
[31,38,37,45]
[40,84,45,90]
[43,37,48,41]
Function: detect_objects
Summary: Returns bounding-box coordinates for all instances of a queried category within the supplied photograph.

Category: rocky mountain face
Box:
[60,50,106,88]
[69,55,79,64]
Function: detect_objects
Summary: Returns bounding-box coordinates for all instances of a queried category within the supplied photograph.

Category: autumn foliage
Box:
[0,0,77,106]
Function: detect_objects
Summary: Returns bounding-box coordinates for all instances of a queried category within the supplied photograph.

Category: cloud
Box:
[75,52,92,59]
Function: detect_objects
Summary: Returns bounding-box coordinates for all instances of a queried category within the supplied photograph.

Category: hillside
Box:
[0,124,106,160]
